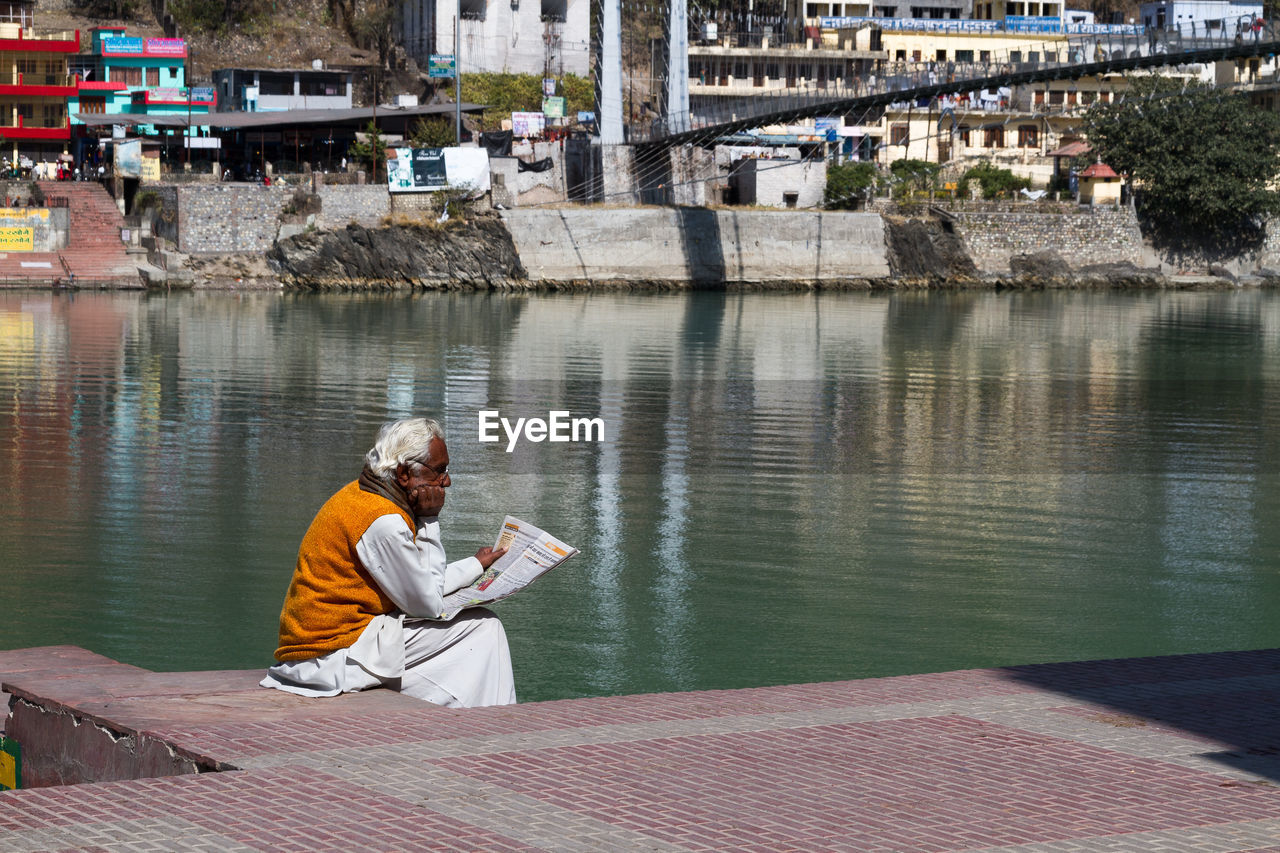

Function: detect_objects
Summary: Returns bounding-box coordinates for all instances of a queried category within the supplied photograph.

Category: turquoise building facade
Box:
[69,27,215,139]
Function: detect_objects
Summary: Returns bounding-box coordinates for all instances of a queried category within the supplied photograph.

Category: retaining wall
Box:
[175,184,295,253]
[501,208,892,283]
[950,206,1144,272]
[316,184,389,227]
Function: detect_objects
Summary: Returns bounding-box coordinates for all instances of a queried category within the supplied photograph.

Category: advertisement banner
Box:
[511,111,545,137]
[145,38,187,56]
[102,36,144,55]
[428,54,456,78]
[542,97,565,119]
[542,77,556,96]
[115,139,142,178]
[0,227,33,252]
[387,147,490,194]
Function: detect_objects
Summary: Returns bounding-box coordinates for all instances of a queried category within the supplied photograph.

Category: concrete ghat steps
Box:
[34,182,141,286]
[3,645,1280,850]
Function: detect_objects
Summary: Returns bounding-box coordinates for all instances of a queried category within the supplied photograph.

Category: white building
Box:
[398,0,589,77]
[1138,0,1262,32]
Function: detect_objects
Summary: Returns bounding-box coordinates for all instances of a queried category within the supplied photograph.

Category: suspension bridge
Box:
[611,19,1280,150]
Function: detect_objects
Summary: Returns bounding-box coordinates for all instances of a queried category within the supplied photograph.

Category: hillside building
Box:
[397,0,589,77]
[0,4,77,163]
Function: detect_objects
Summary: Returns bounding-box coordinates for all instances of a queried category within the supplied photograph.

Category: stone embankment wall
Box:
[500,208,892,284]
[175,184,295,253]
[169,183,390,252]
[948,205,1144,273]
[315,185,388,228]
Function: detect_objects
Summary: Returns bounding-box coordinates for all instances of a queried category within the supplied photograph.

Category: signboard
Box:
[141,149,161,181]
[542,96,565,118]
[0,227,32,252]
[191,86,215,102]
[387,147,490,194]
[542,77,556,97]
[577,111,595,124]
[115,138,142,178]
[144,37,186,56]
[389,147,446,191]
[511,111,545,137]
[0,737,19,791]
[102,36,144,54]
[148,87,185,101]
[428,54,456,78]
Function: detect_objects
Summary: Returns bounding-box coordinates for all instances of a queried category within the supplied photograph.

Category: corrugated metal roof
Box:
[72,102,485,128]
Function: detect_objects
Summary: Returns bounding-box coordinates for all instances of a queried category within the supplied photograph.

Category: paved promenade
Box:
[2,645,1280,851]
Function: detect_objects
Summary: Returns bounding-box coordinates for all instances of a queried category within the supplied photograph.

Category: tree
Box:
[347,121,388,182]
[410,117,457,148]
[958,163,1029,199]
[889,159,942,195]
[1083,76,1280,253]
[824,162,877,209]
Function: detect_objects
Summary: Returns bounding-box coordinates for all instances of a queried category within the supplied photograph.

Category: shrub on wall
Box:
[958,163,1030,199]
[823,162,877,210]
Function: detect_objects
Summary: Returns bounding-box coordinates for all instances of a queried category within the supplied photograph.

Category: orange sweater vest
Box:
[274,481,415,662]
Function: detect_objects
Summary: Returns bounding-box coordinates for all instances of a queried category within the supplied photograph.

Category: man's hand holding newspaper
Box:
[440,516,578,619]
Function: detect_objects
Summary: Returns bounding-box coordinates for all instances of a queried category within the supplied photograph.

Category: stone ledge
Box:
[0,645,424,788]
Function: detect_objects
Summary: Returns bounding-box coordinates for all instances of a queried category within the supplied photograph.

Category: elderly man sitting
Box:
[261,417,515,707]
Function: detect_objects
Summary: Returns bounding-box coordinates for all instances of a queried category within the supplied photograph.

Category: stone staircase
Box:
[40,181,142,287]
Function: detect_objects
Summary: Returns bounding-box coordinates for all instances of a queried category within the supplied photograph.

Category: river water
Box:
[2,289,1278,702]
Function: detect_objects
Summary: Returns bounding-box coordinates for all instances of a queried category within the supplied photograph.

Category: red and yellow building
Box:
[0,5,78,165]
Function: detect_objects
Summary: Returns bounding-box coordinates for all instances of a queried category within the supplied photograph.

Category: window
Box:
[1080,91,1095,104]
[1049,90,1064,105]
[979,50,991,62]
[1010,51,1022,63]
[890,123,909,145]
[911,49,921,61]
[956,49,974,62]
[958,124,971,145]
[80,96,106,114]
[1018,124,1038,147]
[146,67,159,87]
[112,66,142,86]
[984,127,1004,148]
[42,103,63,127]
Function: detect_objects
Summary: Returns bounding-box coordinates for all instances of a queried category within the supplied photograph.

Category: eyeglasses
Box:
[414,459,449,483]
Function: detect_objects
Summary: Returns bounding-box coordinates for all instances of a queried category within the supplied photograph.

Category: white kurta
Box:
[261,515,517,708]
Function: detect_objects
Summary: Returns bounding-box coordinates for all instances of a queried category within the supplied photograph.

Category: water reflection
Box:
[1,290,1279,701]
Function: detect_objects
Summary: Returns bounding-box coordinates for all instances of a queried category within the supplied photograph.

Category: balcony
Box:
[0,115,70,139]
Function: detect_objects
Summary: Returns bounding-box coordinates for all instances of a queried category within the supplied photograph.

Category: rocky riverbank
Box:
[266,216,528,290]
[258,209,1268,291]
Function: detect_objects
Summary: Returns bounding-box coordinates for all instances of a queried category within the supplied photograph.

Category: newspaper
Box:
[440,516,578,618]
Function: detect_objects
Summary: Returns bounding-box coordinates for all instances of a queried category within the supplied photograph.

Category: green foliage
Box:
[346,122,387,182]
[73,0,143,18]
[1083,76,1280,252]
[460,73,593,129]
[889,158,942,193]
[169,0,269,33]
[409,117,457,148]
[958,163,1030,199]
[823,161,877,209]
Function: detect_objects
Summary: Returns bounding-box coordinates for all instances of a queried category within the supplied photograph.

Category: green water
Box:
[2,289,1278,702]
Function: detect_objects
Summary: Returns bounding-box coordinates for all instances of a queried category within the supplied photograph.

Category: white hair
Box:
[364,417,446,483]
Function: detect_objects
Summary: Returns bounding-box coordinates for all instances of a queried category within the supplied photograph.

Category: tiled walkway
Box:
[3,646,1280,851]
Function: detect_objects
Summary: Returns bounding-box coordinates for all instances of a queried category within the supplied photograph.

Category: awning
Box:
[1046,140,1091,158]
[72,102,487,130]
